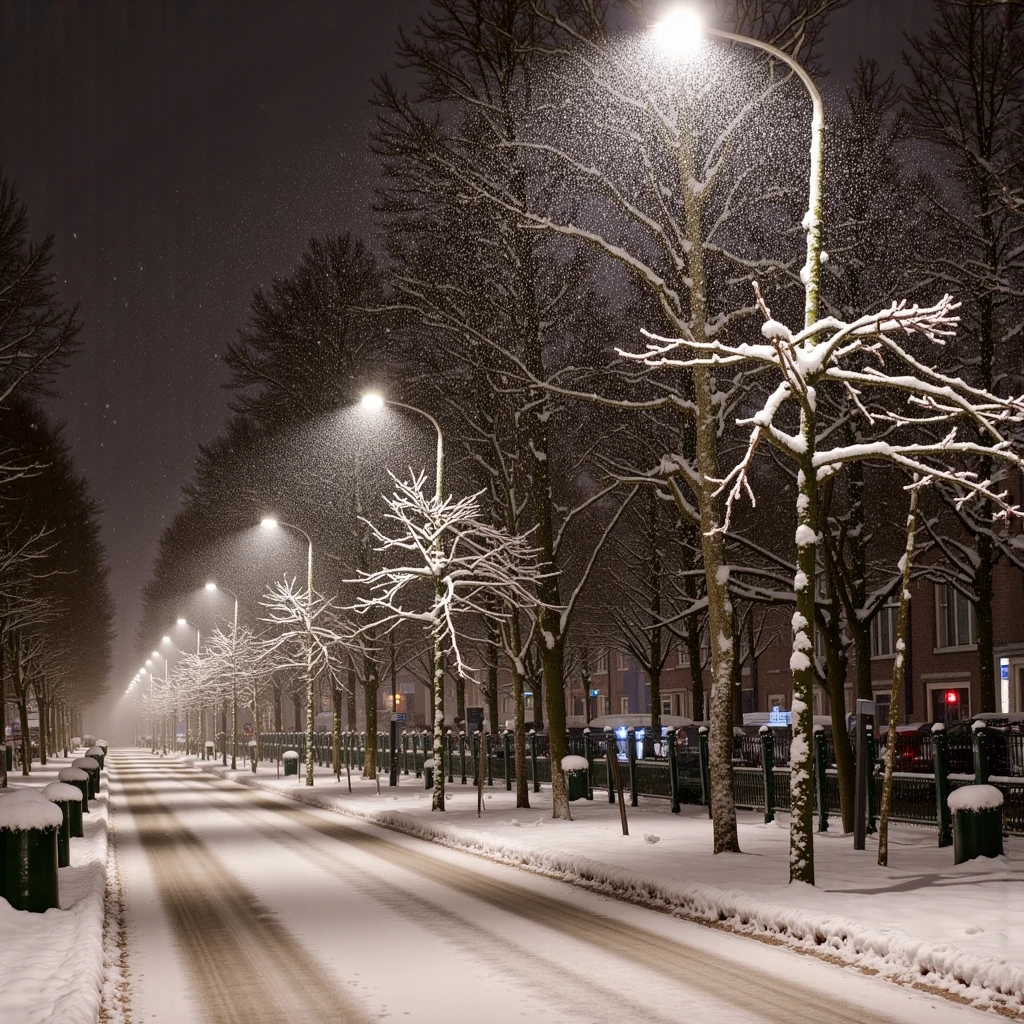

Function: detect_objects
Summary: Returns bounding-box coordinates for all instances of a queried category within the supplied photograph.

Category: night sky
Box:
[0,0,931,704]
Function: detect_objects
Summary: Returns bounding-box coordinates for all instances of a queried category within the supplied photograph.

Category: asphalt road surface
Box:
[108,751,988,1024]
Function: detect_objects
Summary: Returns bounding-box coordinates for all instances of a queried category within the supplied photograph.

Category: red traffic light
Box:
[945,690,959,705]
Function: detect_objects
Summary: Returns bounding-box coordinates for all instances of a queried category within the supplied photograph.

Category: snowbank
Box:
[195,758,1024,1013]
[0,759,109,1024]
[948,784,1004,812]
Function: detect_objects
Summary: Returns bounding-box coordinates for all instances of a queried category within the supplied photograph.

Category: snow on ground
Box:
[191,754,1023,1014]
[0,751,108,1024]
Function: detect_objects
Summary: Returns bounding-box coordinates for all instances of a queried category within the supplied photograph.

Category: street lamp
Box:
[652,5,824,329]
[205,581,240,768]
[361,391,446,798]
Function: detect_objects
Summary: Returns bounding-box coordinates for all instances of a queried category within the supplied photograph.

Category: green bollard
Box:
[43,783,81,868]
[866,726,878,835]
[627,727,638,808]
[458,731,466,785]
[503,730,512,791]
[760,726,775,824]
[667,727,680,814]
[933,723,952,848]
[449,731,457,784]
[73,757,100,800]
[814,726,829,833]
[529,730,540,794]
[486,733,493,787]
[0,800,62,913]
[59,767,90,815]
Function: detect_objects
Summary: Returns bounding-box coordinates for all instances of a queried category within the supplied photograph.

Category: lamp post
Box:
[206,582,240,768]
[175,618,202,754]
[653,7,824,329]
[361,392,446,804]
[260,519,317,786]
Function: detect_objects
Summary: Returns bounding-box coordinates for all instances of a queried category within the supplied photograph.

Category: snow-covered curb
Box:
[197,761,1024,1013]
[0,766,109,1024]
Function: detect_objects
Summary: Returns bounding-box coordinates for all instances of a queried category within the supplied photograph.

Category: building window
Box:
[525,693,534,711]
[676,646,690,669]
[661,698,673,716]
[617,652,635,672]
[871,601,899,658]
[935,585,976,649]
[572,698,584,717]
[768,693,786,713]
[620,696,629,714]
[594,652,608,674]
[502,695,512,714]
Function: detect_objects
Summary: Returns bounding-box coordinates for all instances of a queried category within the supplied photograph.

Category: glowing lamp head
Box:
[145,660,152,668]
[205,581,217,591]
[652,7,705,56]
[946,690,959,705]
[260,517,279,530]
[361,392,385,412]
[161,636,171,644]
[176,617,187,626]
[152,650,160,659]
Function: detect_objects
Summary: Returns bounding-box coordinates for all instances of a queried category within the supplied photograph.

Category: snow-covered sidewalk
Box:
[0,754,110,1024]
[191,754,1024,1014]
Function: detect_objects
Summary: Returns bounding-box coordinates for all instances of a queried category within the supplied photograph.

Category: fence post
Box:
[503,730,512,791]
[933,723,952,847]
[814,725,829,833]
[972,721,990,784]
[698,726,711,818]
[472,732,480,786]
[529,730,539,794]
[485,732,493,787]
[584,728,595,801]
[667,727,680,814]
[627,728,638,807]
[759,725,775,824]
[603,727,616,804]
[866,725,877,835]
[448,731,455,783]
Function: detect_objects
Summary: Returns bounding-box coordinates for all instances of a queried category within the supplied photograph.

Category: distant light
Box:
[152,650,160,658]
[161,636,171,644]
[361,392,385,411]
[176,617,187,626]
[946,690,959,705]
[652,7,705,56]
[205,581,217,591]
[260,517,279,530]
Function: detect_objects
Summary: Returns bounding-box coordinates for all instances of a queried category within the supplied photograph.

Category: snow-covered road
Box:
[109,752,988,1023]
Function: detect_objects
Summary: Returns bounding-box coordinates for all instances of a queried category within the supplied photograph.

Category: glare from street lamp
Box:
[361,392,385,412]
[152,650,160,658]
[176,617,187,626]
[144,660,152,668]
[161,636,171,644]
[652,7,704,55]
[260,517,279,530]
[205,581,217,591]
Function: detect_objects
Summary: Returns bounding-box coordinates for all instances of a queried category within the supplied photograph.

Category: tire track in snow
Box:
[111,755,364,1024]
[179,764,922,1024]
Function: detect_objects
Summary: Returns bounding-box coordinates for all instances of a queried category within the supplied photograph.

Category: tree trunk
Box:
[363,662,379,782]
[879,485,920,866]
[332,686,342,778]
[273,686,282,731]
[431,637,446,811]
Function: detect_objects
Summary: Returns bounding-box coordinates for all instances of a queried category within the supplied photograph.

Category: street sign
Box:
[466,706,485,732]
[390,713,406,724]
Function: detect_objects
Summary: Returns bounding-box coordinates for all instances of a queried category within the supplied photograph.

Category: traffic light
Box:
[945,690,959,705]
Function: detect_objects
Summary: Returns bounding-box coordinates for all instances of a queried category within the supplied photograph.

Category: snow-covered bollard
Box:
[86,744,105,770]
[204,740,215,761]
[42,782,83,867]
[82,734,96,749]
[72,756,101,799]
[423,758,435,790]
[96,738,109,757]
[948,785,1004,864]
[248,739,258,773]
[58,767,91,817]
[282,750,300,777]
[0,791,63,912]
[560,755,589,803]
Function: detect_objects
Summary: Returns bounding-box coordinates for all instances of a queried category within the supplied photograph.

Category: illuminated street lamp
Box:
[652,6,825,328]
[205,581,240,767]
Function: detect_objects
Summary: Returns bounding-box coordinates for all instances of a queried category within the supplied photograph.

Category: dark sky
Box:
[0,0,932,705]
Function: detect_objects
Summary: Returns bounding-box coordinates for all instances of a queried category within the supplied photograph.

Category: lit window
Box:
[871,601,899,658]
[620,696,629,714]
[935,585,976,649]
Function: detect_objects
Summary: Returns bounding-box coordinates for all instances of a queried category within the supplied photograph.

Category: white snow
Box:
[188,753,1024,1013]
[0,757,108,1024]
[560,755,589,773]
[948,785,1004,812]
[795,524,816,547]
[42,782,84,803]
[72,757,99,770]
[0,796,63,829]
[282,750,299,759]
[58,768,89,783]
